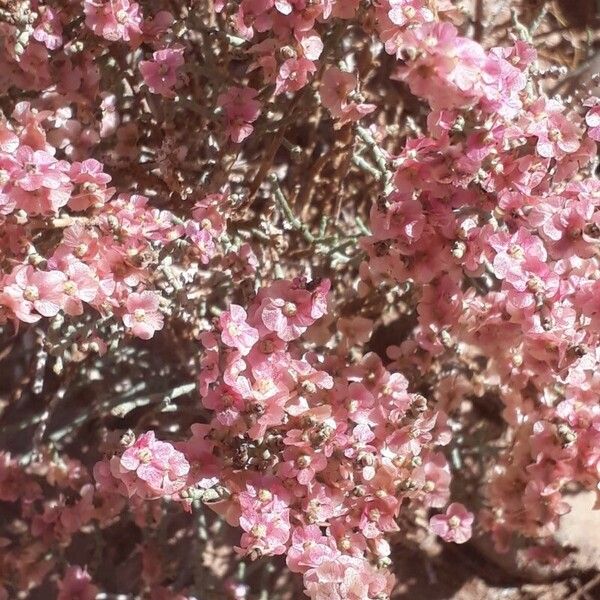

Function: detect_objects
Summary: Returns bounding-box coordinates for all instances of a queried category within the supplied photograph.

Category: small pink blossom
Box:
[254,279,330,341]
[429,502,474,544]
[2,266,66,322]
[140,47,185,97]
[122,291,164,339]
[57,566,98,600]
[275,59,317,96]
[84,0,142,43]
[320,67,375,123]
[217,86,261,143]
[33,8,63,50]
[61,261,99,316]
[220,304,259,355]
[584,98,600,141]
[287,525,337,573]
[9,145,69,192]
[118,431,190,498]
[529,110,581,159]
[68,159,114,210]
[238,506,291,557]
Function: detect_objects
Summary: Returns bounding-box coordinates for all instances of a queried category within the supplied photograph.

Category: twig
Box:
[270,174,316,244]
[30,384,67,460]
[510,8,532,42]
[32,330,47,395]
[483,0,509,37]
[355,216,371,236]
[529,2,548,37]
[474,0,484,42]
[568,574,600,600]
[352,154,382,181]
[355,125,389,179]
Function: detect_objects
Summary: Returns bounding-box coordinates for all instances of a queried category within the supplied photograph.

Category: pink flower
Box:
[220,304,259,355]
[2,266,66,322]
[203,385,246,427]
[122,291,164,339]
[287,525,337,573]
[429,502,474,544]
[278,447,328,485]
[528,110,581,159]
[118,431,190,498]
[320,67,375,123]
[139,47,185,97]
[275,59,317,95]
[304,555,392,600]
[9,146,69,191]
[217,86,261,143]
[489,227,547,280]
[84,0,142,43]
[142,10,174,38]
[33,8,63,50]
[585,98,600,141]
[238,505,291,557]
[502,257,559,313]
[61,261,99,316]
[297,32,323,63]
[57,566,98,600]
[68,159,113,211]
[185,222,217,264]
[11,186,71,215]
[254,279,329,341]
[387,0,433,27]
[414,452,451,508]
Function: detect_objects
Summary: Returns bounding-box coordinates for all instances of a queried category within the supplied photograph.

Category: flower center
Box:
[507,244,525,260]
[256,378,273,394]
[347,399,359,412]
[250,524,267,538]
[138,448,152,463]
[549,128,562,142]
[296,454,311,469]
[260,339,274,354]
[526,275,544,293]
[64,281,78,296]
[339,537,351,550]
[448,515,461,528]
[134,308,146,322]
[75,243,89,257]
[23,285,39,301]
[282,302,297,317]
[257,489,272,502]
[369,508,381,521]
[83,182,99,193]
[115,9,129,24]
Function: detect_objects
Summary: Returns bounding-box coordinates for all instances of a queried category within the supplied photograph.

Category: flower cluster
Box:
[95,431,190,499]
[0,104,240,343]
[187,278,465,598]
[360,1,600,556]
